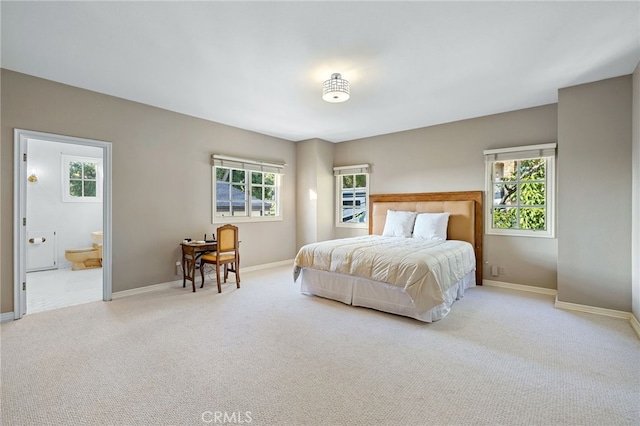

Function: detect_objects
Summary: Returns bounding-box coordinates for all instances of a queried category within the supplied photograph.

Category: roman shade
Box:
[333,164,370,176]
[483,143,556,163]
[212,154,285,174]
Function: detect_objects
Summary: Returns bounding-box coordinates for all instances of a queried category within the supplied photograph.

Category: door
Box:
[26,229,57,272]
[14,129,113,319]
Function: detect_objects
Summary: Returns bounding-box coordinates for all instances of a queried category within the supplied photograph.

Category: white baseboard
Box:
[112,280,180,299]
[630,314,640,339]
[1,312,15,323]
[483,279,558,296]
[554,297,632,321]
[483,279,638,339]
[112,259,295,299]
[242,259,293,272]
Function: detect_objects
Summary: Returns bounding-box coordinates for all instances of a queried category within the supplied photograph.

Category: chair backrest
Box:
[217,224,238,254]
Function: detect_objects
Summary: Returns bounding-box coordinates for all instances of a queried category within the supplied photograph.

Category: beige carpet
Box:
[1,265,638,425]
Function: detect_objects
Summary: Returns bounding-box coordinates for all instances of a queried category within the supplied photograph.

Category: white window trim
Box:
[484,143,556,238]
[61,154,103,203]
[334,164,370,229]
[211,154,285,224]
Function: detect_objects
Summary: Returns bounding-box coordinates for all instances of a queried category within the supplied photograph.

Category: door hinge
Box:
[23,153,27,162]
[23,218,26,226]
[22,282,26,291]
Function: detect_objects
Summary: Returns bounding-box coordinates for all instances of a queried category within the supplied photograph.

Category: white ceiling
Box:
[2,1,639,143]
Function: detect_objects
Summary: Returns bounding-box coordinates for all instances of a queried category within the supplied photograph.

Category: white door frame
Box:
[13,129,113,319]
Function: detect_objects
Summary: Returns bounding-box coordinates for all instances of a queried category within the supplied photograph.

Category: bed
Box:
[293,191,483,322]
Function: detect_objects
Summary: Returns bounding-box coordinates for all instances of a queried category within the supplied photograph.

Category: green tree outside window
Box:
[492,159,547,231]
[69,161,98,198]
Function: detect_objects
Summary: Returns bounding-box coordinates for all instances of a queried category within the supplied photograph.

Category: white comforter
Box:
[294,236,475,314]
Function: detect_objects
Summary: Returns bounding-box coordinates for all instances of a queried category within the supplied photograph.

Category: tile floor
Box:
[26,267,103,314]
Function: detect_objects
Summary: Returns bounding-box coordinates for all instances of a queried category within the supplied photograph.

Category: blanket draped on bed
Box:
[293,236,476,314]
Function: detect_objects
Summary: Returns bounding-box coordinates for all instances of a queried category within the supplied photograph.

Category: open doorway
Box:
[14,129,112,319]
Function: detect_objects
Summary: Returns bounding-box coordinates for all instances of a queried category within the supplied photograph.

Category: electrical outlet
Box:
[498,266,505,275]
[175,261,181,275]
[491,265,499,277]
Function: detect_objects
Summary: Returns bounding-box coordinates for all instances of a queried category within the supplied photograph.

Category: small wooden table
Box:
[181,242,217,292]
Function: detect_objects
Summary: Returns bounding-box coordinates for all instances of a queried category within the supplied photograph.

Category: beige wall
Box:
[1,70,297,314]
[316,140,336,244]
[0,65,3,316]
[632,63,640,319]
[295,138,334,249]
[295,140,317,247]
[334,104,559,289]
[3,68,636,316]
[557,75,632,312]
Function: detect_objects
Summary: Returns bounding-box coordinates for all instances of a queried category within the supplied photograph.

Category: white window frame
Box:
[484,143,556,238]
[212,154,285,223]
[61,155,103,203]
[334,164,370,229]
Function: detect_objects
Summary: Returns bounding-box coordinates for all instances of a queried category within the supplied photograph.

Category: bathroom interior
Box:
[26,138,104,314]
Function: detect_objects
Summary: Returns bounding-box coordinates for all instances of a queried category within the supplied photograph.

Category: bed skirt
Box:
[297,268,475,322]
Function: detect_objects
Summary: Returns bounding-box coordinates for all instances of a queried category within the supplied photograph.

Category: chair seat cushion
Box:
[201,253,235,263]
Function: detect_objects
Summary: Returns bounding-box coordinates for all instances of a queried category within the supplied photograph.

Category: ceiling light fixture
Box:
[322,73,350,103]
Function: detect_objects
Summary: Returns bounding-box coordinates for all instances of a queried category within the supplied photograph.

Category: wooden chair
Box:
[199,224,240,293]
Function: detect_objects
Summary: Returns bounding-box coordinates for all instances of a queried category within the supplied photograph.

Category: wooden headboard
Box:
[368,191,483,285]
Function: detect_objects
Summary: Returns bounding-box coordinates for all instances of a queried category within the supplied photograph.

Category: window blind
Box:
[333,164,370,176]
[212,154,286,174]
[483,143,556,163]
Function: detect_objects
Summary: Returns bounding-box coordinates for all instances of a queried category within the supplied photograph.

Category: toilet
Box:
[65,231,103,271]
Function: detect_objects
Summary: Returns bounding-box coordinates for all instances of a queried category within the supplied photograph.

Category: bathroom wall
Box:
[27,139,103,269]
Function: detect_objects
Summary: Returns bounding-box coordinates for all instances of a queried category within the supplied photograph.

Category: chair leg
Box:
[199,262,205,289]
[215,263,222,293]
[235,259,240,288]
[193,262,204,292]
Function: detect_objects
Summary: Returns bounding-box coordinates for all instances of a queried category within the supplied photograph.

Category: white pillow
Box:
[382,210,417,238]
[412,212,450,241]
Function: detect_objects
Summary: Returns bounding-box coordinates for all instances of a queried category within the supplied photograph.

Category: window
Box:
[212,155,284,223]
[484,143,556,237]
[62,155,103,202]
[334,164,370,228]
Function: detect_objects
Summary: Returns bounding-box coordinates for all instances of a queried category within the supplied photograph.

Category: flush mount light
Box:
[322,73,350,103]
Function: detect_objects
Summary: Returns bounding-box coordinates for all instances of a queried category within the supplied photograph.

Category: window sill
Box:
[486,229,555,238]
[336,223,368,229]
